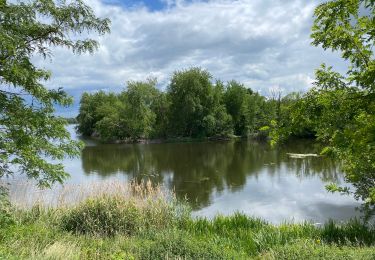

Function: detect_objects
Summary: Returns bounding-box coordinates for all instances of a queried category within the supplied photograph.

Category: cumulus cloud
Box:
[35,0,347,114]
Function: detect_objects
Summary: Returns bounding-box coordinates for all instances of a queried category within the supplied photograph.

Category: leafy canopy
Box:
[0,0,110,187]
[311,0,375,218]
[273,0,375,218]
[77,68,277,141]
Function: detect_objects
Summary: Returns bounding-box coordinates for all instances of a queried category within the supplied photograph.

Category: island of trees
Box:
[76,68,301,142]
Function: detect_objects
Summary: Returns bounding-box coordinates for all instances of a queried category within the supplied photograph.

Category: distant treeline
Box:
[65,117,78,124]
[76,67,310,142]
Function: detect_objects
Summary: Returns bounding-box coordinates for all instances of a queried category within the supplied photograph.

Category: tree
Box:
[223,81,250,136]
[168,68,213,137]
[274,0,375,218]
[223,80,270,137]
[167,68,232,137]
[311,0,375,218]
[121,79,159,140]
[0,0,110,186]
[91,92,123,141]
[268,92,315,145]
[77,91,118,137]
[151,91,170,138]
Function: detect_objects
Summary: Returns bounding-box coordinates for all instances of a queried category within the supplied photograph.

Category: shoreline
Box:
[1,182,374,259]
[82,134,269,145]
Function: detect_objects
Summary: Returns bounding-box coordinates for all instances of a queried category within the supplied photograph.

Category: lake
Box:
[9,125,362,223]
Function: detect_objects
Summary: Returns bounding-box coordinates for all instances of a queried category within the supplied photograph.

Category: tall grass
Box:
[9,180,189,236]
[1,179,375,259]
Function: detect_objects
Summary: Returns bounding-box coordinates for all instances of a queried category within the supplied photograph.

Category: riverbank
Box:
[87,133,246,144]
[1,181,374,259]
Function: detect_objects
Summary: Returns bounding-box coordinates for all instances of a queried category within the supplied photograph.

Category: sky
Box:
[39,0,348,116]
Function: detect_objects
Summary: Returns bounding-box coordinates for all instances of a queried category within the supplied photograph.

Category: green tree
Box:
[223,80,270,137]
[0,0,110,186]
[92,93,123,141]
[77,91,118,137]
[168,68,232,137]
[223,81,250,136]
[274,0,375,218]
[203,80,232,137]
[311,0,375,218]
[121,79,159,140]
[168,68,213,137]
[151,91,170,138]
[268,92,315,145]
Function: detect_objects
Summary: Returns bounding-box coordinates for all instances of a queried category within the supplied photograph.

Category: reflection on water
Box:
[63,125,361,222]
[80,141,340,208]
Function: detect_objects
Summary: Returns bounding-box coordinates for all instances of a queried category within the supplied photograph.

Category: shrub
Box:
[0,186,14,228]
[59,196,141,236]
[59,195,185,236]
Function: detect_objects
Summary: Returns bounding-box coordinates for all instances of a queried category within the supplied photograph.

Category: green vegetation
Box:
[1,0,375,257]
[65,118,78,124]
[77,68,278,142]
[0,182,374,259]
[0,0,110,186]
[75,0,375,220]
[270,0,375,218]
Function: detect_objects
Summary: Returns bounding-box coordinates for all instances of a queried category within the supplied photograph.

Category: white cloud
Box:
[36,0,347,104]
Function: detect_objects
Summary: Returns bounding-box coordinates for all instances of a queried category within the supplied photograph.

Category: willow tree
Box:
[0,0,110,186]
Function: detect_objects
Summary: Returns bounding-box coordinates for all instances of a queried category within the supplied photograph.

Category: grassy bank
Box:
[1,181,374,259]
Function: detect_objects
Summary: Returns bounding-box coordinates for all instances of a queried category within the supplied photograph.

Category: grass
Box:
[1,180,374,259]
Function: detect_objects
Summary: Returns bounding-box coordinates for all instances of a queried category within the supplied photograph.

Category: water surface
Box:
[54,125,361,223]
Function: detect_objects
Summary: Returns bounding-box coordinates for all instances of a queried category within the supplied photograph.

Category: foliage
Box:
[150,91,170,138]
[268,92,315,145]
[0,186,13,228]
[58,182,182,236]
[223,80,271,136]
[167,68,231,137]
[77,92,119,138]
[121,79,159,140]
[1,192,375,259]
[77,79,161,141]
[272,0,375,218]
[0,0,110,186]
[65,117,78,124]
[310,0,375,218]
[60,196,141,236]
[77,68,280,141]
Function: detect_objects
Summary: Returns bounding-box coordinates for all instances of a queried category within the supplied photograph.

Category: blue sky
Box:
[102,0,166,10]
[40,0,346,117]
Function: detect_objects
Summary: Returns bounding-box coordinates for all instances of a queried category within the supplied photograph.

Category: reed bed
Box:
[1,179,375,259]
[6,179,172,209]
[4,179,188,237]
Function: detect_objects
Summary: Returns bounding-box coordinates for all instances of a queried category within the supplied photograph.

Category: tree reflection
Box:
[81,140,341,209]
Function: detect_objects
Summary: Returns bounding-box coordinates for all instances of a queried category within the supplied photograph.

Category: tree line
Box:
[76,68,296,141]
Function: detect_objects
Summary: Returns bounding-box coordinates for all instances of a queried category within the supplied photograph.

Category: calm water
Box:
[13,125,362,223]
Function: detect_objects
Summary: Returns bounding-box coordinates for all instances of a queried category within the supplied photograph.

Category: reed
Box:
[1,179,375,259]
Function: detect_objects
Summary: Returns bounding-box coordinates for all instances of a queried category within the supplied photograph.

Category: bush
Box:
[0,187,14,228]
[59,195,184,236]
[60,196,142,236]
